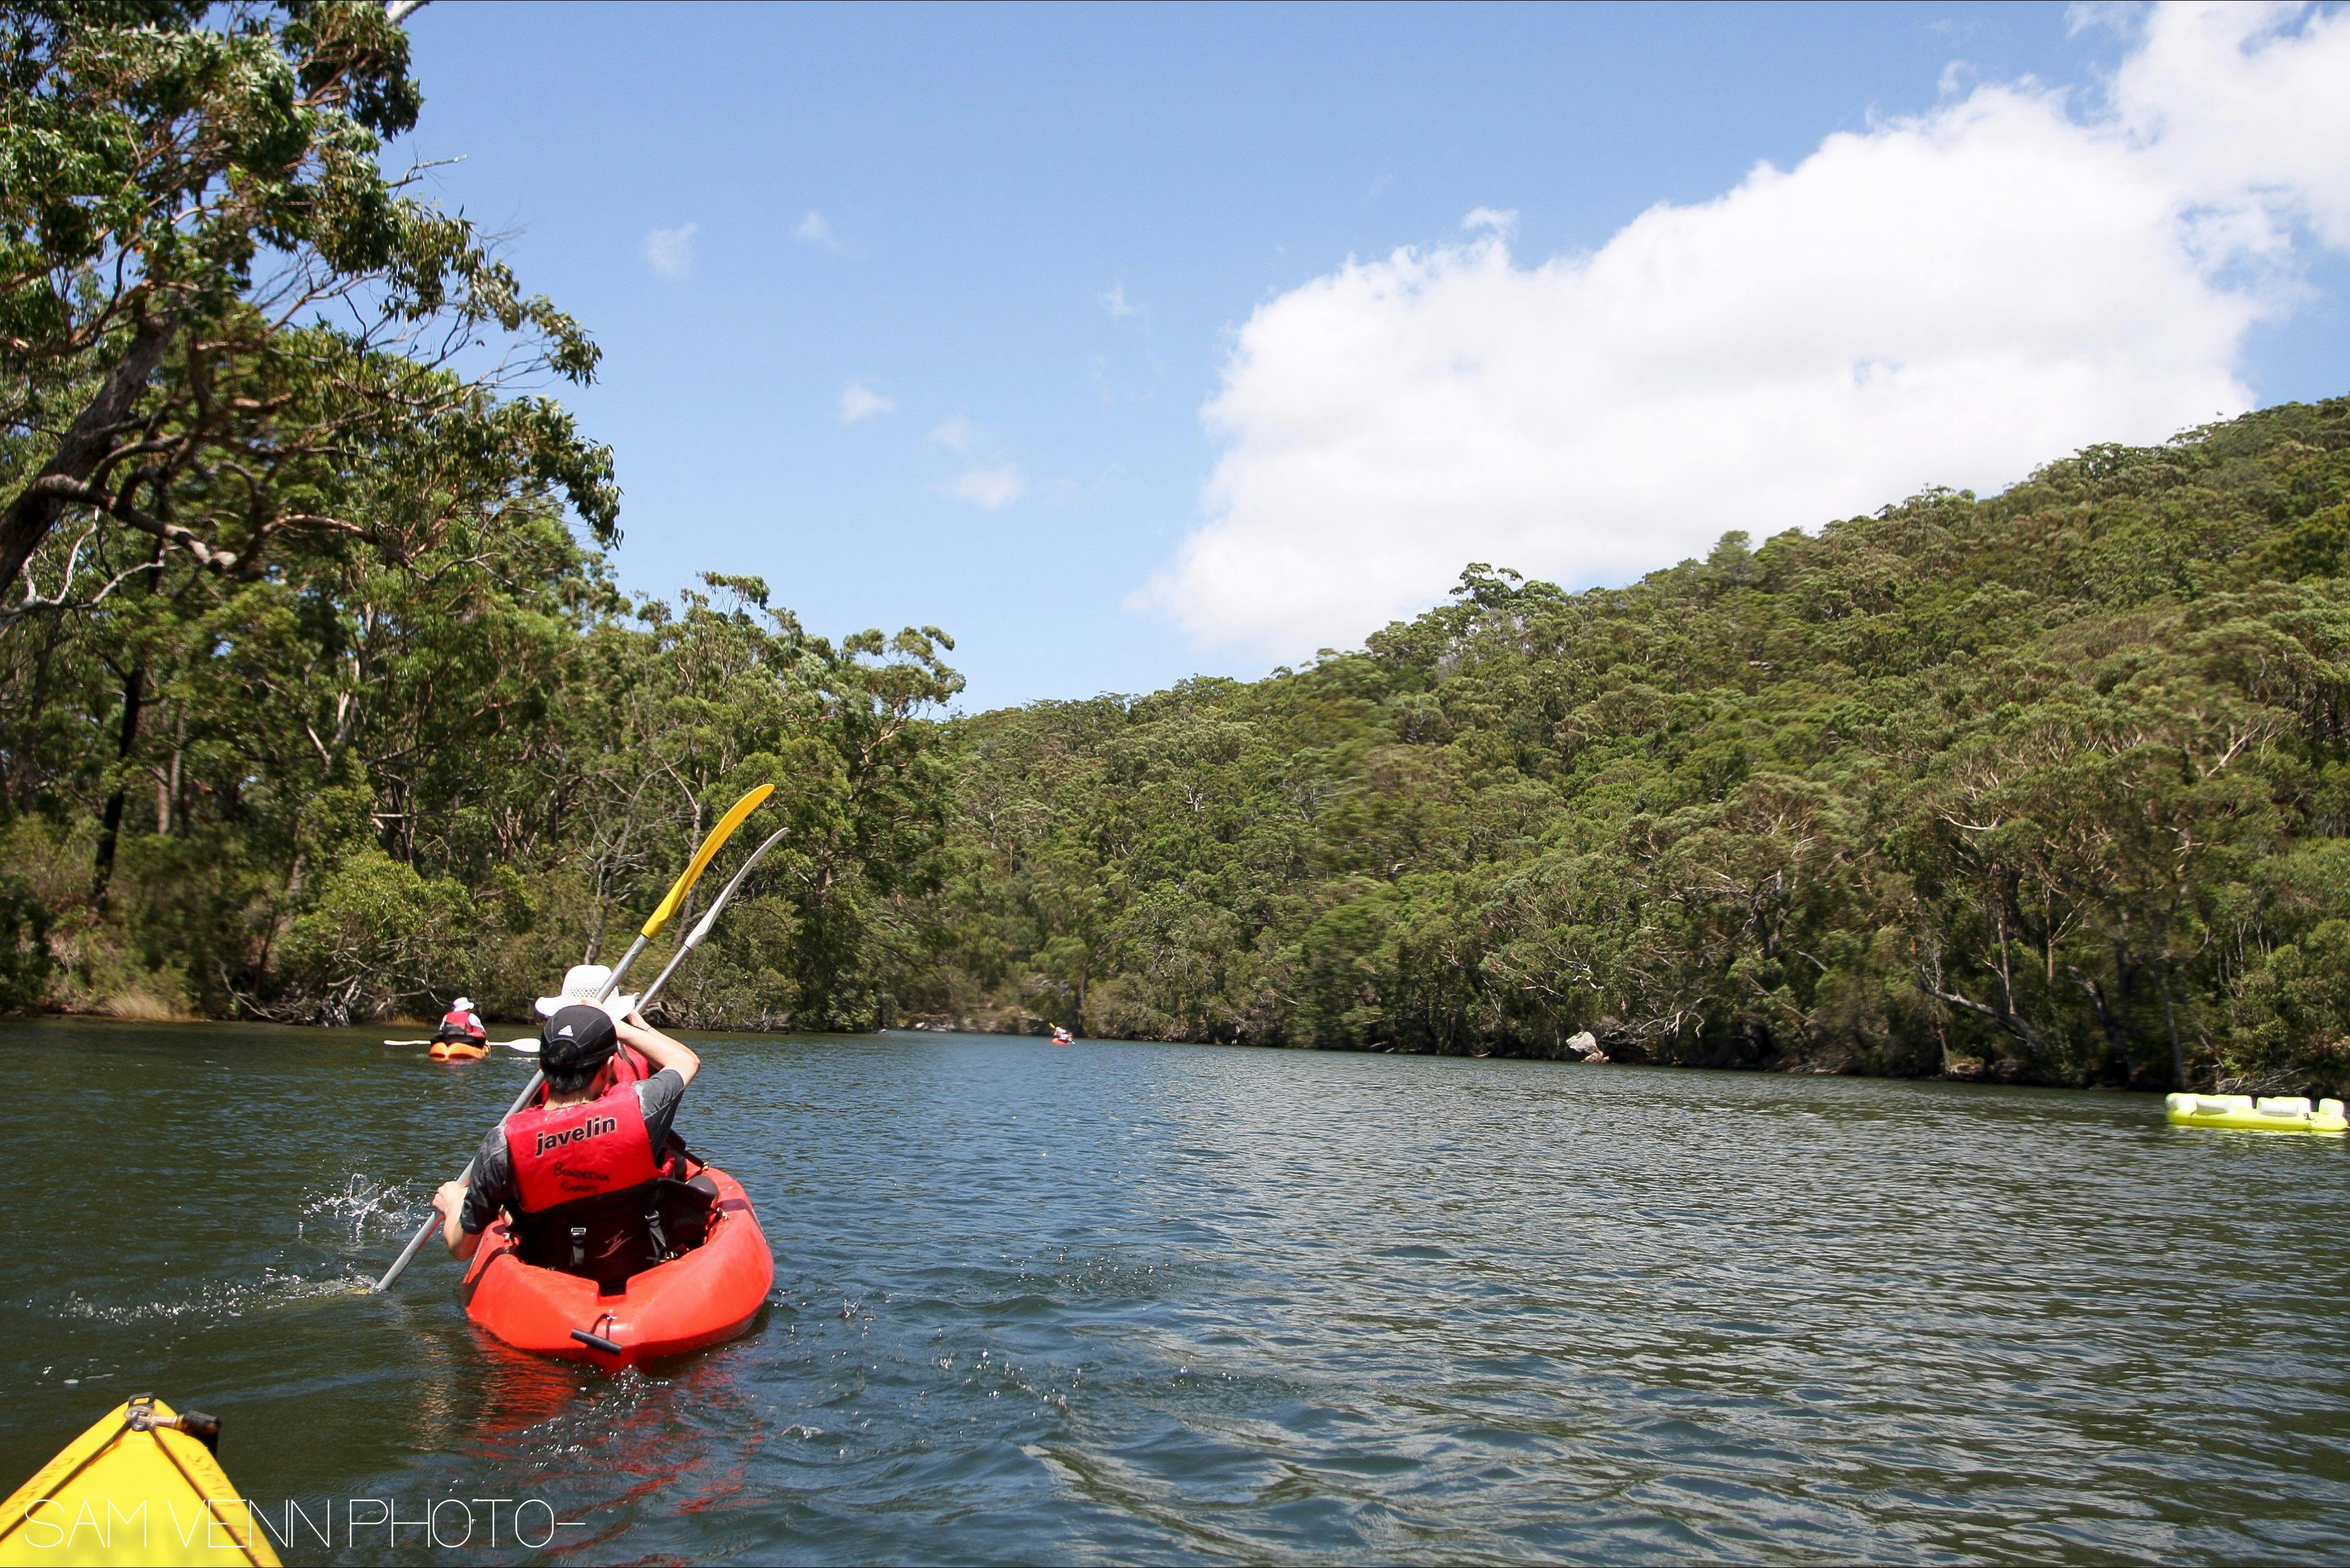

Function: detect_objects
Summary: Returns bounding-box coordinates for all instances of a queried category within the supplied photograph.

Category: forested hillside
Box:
[918,398,2350,1092]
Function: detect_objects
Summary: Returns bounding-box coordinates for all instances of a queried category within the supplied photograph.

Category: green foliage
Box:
[0,872,47,1012]
[0,533,965,1024]
[274,848,473,1025]
[0,2,959,1030]
[913,398,2350,1093]
[0,0,615,614]
[10,7,2350,1093]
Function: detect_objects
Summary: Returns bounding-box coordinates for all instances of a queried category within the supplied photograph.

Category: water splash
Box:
[54,1268,358,1326]
[297,1173,427,1243]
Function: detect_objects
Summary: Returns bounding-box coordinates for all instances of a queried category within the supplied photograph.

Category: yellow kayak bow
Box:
[0,1396,277,1566]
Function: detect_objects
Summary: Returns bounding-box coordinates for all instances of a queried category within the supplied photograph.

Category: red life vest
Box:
[500,1049,667,1280]
[438,1008,486,1042]
[505,1060,661,1212]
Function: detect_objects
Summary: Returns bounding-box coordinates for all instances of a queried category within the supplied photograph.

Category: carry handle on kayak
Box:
[128,1395,219,1454]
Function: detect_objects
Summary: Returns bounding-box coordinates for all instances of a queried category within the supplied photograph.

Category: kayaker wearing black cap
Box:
[432,962,702,1279]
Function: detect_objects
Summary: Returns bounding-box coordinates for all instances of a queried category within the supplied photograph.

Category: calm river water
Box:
[3,1019,2348,1564]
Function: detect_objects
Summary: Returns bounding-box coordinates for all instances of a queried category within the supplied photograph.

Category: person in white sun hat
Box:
[533,962,640,1022]
[431,994,487,1048]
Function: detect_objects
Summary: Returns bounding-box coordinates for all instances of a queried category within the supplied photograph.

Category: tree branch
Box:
[0,304,180,588]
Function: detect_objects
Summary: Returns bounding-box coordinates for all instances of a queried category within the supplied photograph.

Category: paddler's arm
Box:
[433,1181,484,1261]
[617,1013,699,1087]
[433,1130,510,1262]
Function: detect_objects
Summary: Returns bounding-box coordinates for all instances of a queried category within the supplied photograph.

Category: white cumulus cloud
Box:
[940,463,1028,510]
[642,222,697,278]
[795,210,843,251]
[1104,283,1141,317]
[837,381,895,424]
[1142,1,2350,658]
[928,414,982,456]
[927,415,1029,508]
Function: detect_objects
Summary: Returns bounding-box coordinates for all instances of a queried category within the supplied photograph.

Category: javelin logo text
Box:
[533,1115,618,1156]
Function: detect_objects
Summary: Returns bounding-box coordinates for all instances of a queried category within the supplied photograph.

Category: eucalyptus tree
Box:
[0,0,620,1016]
[1,0,613,607]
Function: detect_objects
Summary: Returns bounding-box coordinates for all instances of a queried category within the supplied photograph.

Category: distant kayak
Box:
[461,1160,774,1370]
[0,1395,279,1566]
[384,1036,529,1046]
[2166,1092,2347,1133]
[383,1037,529,1056]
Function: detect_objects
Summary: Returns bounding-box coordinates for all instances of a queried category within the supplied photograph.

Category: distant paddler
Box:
[1051,1025,1073,1046]
[432,996,488,1049]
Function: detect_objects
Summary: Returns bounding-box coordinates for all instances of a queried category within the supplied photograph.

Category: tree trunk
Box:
[89,662,146,909]
[10,616,60,808]
[0,308,178,592]
[2166,979,2186,1090]
[88,537,167,907]
[678,794,707,930]
[167,711,184,834]
[254,847,308,987]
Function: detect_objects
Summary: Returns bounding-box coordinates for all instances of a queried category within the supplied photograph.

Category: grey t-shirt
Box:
[460,1068,687,1235]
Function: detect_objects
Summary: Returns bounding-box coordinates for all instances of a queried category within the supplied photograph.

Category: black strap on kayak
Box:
[643,1194,670,1262]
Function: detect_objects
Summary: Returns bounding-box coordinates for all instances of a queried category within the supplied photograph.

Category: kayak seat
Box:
[525,1137,723,1294]
[591,1173,719,1295]
[462,1161,773,1368]
[653,1173,719,1254]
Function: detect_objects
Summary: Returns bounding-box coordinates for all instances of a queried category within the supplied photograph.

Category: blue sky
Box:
[400,2,2350,711]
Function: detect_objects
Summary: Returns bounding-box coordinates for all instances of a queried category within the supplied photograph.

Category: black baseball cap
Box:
[539,1004,618,1075]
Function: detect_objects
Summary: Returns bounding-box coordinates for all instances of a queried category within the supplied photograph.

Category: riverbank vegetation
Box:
[8,5,2350,1093]
[0,2,959,1031]
[921,399,2350,1093]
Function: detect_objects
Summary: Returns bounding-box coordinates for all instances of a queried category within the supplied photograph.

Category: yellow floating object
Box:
[0,1397,278,1566]
[2166,1092,2348,1133]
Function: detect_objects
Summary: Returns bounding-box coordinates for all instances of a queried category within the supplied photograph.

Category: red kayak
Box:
[459,1160,774,1370]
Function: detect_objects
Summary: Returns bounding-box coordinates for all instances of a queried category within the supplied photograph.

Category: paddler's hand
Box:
[434,1180,481,1262]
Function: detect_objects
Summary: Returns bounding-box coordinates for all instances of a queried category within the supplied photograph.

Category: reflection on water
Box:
[4,1017,2349,1564]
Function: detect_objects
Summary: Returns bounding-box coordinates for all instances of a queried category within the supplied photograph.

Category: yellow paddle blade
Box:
[639,783,773,939]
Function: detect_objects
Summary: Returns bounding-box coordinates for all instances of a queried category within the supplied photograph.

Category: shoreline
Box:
[1,1005,2206,1095]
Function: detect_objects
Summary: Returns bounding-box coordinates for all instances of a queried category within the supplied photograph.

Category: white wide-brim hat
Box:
[533,963,638,1020]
